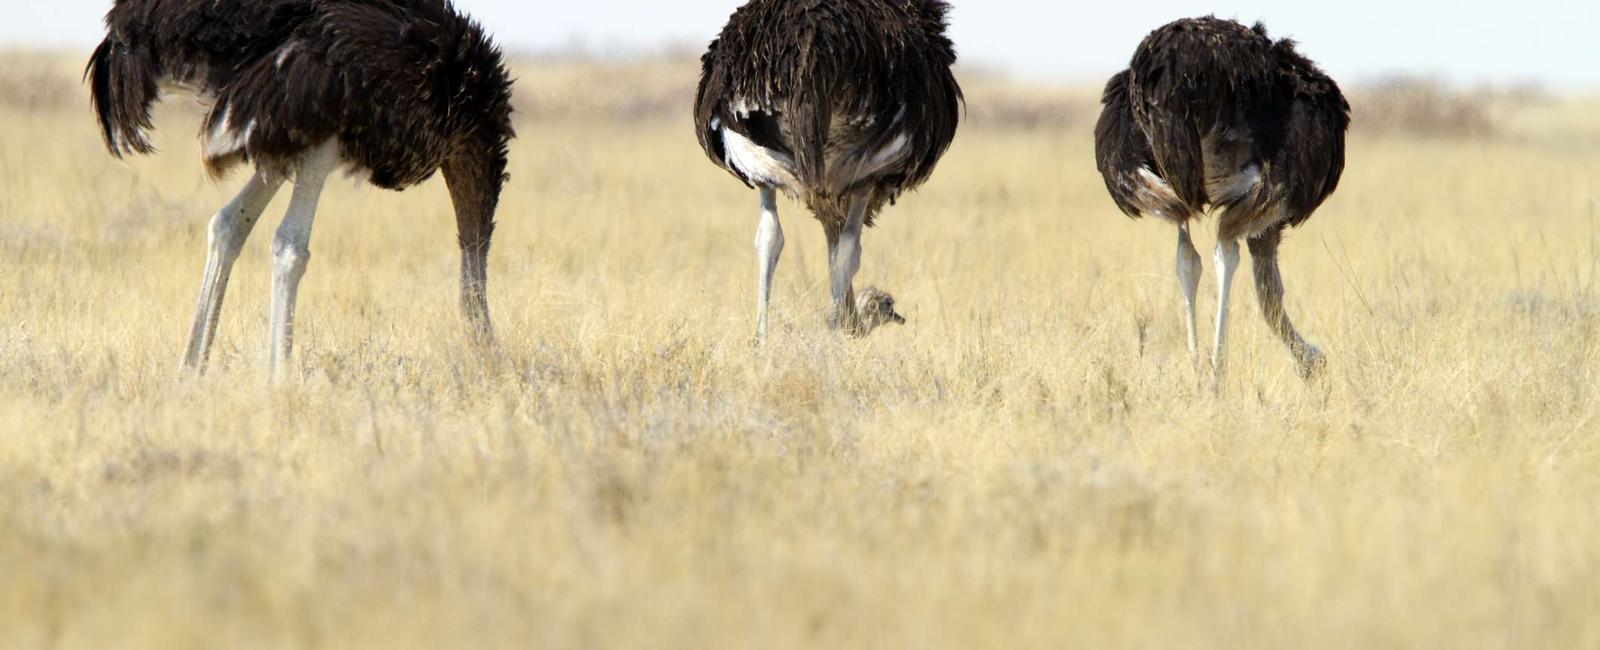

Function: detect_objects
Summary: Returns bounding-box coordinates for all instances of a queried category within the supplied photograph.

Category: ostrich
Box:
[86,0,514,378]
[693,0,961,342]
[1094,17,1349,385]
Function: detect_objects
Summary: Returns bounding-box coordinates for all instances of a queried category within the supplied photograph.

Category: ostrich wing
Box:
[1271,73,1350,229]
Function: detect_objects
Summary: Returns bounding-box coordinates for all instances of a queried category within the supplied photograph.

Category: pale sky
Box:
[8,0,1599,89]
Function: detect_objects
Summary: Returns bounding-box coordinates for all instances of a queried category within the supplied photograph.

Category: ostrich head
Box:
[855,287,906,334]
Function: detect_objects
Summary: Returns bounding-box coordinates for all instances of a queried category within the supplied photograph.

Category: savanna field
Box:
[2,52,1599,648]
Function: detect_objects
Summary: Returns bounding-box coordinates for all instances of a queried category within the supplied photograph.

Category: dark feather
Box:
[693,0,962,225]
[86,0,514,194]
[1093,16,1349,238]
[86,37,159,156]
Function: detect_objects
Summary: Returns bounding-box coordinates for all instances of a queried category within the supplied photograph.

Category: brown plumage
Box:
[87,0,512,188]
[1093,17,1350,386]
[693,0,961,340]
[86,0,515,377]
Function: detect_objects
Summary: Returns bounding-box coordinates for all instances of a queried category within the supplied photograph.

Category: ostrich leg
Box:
[826,194,868,335]
[1211,238,1241,389]
[267,141,339,380]
[182,170,283,373]
[754,187,785,344]
[1175,222,1203,369]
[1248,229,1325,378]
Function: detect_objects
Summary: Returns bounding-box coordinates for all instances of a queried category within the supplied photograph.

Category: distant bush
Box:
[0,60,79,110]
[961,85,1097,131]
[1347,77,1525,139]
[508,55,700,121]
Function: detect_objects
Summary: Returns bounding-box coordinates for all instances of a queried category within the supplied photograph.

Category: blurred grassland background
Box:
[2,49,1599,648]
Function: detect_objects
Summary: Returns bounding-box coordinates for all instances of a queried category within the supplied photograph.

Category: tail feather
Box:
[1143,116,1207,210]
[85,38,160,157]
[788,52,833,199]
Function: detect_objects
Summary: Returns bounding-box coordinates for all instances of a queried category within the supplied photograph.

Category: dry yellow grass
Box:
[2,54,1599,649]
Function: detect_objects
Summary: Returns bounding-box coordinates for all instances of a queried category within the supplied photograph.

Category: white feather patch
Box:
[202,107,254,160]
[863,133,909,173]
[1212,164,1262,205]
[721,126,797,191]
[274,42,300,69]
